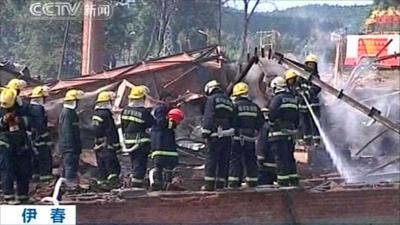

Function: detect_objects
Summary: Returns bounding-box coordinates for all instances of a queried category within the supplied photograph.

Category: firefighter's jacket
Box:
[121,105,154,148]
[296,73,321,111]
[58,107,81,154]
[92,108,120,150]
[268,90,299,140]
[28,103,52,148]
[150,104,177,158]
[232,97,264,140]
[0,106,31,156]
[201,90,234,138]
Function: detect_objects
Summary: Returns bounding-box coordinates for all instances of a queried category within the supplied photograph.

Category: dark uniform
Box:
[92,108,121,185]
[58,107,81,189]
[150,104,178,190]
[202,90,234,190]
[121,105,154,188]
[0,106,33,202]
[297,75,321,145]
[29,103,53,181]
[268,89,299,186]
[228,97,264,188]
[256,113,277,185]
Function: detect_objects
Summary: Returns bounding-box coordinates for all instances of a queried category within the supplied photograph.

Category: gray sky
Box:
[228,0,374,12]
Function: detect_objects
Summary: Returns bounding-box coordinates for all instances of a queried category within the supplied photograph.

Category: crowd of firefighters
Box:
[0,54,321,204]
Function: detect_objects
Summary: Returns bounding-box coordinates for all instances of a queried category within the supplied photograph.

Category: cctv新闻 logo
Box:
[29,0,113,20]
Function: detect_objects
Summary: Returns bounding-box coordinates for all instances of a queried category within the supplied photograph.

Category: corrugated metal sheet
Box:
[22,53,194,96]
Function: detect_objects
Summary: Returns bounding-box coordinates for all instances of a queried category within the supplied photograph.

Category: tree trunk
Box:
[239,1,249,61]
[142,16,159,60]
[157,0,168,57]
[239,0,260,61]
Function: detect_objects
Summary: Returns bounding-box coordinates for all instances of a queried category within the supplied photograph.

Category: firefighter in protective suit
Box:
[294,54,321,146]
[121,85,154,188]
[0,88,33,204]
[304,54,322,146]
[149,91,176,191]
[150,108,183,191]
[0,79,29,189]
[228,82,264,188]
[30,86,53,182]
[268,76,300,186]
[58,89,84,192]
[92,91,121,189]
[201,80,234,191]
[256,107,277,185]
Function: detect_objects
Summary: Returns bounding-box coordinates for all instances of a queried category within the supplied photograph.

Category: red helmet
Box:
[168,108,184,123]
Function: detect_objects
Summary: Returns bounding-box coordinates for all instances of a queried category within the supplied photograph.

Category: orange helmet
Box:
[168,108,184,123]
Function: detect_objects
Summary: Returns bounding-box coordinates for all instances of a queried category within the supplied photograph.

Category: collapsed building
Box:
[2,1,400,224]
[15,45,399,224]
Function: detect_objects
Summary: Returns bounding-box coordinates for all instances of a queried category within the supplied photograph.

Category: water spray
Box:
[301,94,353,181]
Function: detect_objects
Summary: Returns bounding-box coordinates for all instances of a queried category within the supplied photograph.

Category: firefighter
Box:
[0,88,33,204]
[228,82,263,188]
[201,80,234,191]
[256,107,277,185]
[150,108,183,191]
[149,92,176,191]
[268,76,300,186]
[92,91,121,189]
[285,69,303,142]
[304,54,322,146]
[121,85,154,188]
[285,69,298,95]
[29,86,53,182]
[58,89,84,192]
[1,79,30,193]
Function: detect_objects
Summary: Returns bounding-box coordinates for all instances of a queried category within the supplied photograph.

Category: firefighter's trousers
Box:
[129,143,150,188]
[256,143,277,185]
[61,152,80,190]
[229,139,258,187]
[152,155,178,190]
[95,144,121,184]
[204,136,231,190]
[0,147,32,201]
[33,142,53,181]
[270,137,298,186]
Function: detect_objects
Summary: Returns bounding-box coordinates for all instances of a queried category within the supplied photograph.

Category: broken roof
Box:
[21,45,221,97]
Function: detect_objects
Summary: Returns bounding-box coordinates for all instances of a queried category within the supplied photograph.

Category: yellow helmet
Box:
[285,69,299,81]
[96,91,116,103]
[204,80,220,95]
[129,85,146,99]
[305,54,318,64]
[138,85,150,94]
[0,88,17,109]
[270,76,286,89]
[64,89,84,101]
[31,85,50,98]
[232,82,249,97]
[6,79,27,91]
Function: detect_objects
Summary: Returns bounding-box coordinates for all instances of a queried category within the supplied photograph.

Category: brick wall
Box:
[77,188,400,225]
